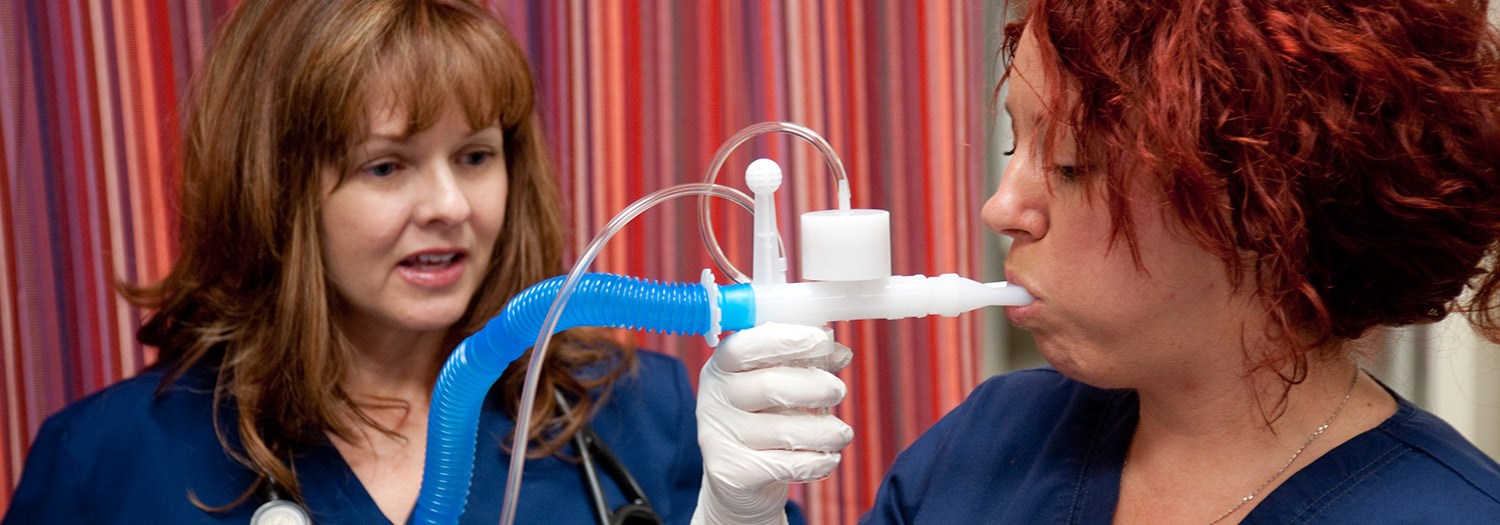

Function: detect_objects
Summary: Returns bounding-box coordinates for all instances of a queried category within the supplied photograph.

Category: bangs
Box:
[322,1,534,166]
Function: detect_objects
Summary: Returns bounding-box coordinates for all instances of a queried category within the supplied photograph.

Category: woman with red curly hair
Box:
[693,0,1500,522]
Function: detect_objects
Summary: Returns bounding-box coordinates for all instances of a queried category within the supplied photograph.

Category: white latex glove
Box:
[692,323,855,525]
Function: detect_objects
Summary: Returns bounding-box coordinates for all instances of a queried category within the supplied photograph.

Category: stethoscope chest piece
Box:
[250,498,311,525]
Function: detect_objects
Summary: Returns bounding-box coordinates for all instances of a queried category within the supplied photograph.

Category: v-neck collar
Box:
[291,382,524,524]
[1070,384,1425,524]
[299,439,404,524]
[1070,388,1133,523]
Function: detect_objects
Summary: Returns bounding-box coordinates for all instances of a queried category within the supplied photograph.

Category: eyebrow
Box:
[360,125,501,145]
[1005,98,1051,129]
[362,133,406,143]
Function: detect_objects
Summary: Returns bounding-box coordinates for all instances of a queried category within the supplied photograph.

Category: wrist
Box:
[692,480,790,525]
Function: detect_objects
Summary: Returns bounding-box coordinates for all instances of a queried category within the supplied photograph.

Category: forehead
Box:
[364,86,409,137]
[346,47,514,145]
[358,74,470,141]
[1004,27,1048,124]
[363,88,421,139]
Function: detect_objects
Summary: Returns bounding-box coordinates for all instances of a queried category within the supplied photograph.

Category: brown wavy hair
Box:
[1001,0,1500,383]
[124,0,634,507]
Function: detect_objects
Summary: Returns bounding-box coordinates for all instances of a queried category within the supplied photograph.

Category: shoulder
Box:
[29,362,228,468]
[1263,395,1500,523]
[601,348,693,403]
[866,367,1129,522]
[969,366,1091,404]
[1361,399,1500,508]
[37,365,215,450]
[949,367,1113,432]
[7,364,251,522]
[584,349,695,440]
[1388,400,1500,482]
[628,348,692,380]
[556,347,693,427]
[593,349,693,421]
[902,366,1114,456]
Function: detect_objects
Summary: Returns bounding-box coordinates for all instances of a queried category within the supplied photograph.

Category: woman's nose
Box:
[415,164,472,225]
[981,158,1047,243]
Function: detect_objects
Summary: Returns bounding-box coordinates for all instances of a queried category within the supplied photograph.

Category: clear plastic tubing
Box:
[699,121,850,284]
[409,183,756,525]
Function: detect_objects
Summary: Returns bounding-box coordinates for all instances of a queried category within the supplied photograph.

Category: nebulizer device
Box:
[408,122,1033,525]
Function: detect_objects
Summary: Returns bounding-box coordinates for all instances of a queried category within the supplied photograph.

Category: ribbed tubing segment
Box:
[414,273,736,524]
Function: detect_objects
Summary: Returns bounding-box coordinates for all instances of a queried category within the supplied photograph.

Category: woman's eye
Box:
[1002,144,1017,156]
[460,150,495,167]
[364,162,399,177]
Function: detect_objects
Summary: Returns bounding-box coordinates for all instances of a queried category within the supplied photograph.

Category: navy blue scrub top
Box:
[863,368,1500,524]
[4,350,806,525]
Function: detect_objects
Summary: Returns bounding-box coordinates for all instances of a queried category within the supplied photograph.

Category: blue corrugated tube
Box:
[412,272,756,524]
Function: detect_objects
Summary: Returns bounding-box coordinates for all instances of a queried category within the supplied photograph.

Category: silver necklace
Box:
[1204,369,1360,525]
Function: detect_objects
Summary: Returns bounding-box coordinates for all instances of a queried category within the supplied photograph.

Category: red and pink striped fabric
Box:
[1,2,1006,522]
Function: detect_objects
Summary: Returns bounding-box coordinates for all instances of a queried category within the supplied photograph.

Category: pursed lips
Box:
[1002,268,1042,325]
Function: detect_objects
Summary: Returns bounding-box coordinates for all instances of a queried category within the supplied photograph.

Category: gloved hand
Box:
[692,323,855,525]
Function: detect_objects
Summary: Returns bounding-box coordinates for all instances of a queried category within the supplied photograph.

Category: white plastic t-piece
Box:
[747,158,786,287]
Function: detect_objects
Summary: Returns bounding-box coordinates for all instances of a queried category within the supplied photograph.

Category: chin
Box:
[409,318,465,333]
[397,306,470,332]
[1037,344,1083,377]
[1035,340,1126,390]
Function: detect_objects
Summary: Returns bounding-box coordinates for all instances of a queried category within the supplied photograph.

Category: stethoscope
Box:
[555,391,663,525]
[251,482,312,525]
[248,390,662,525]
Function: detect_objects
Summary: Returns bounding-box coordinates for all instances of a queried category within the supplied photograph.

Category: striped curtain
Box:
[0,0,239,512]
[0,2,1006,522]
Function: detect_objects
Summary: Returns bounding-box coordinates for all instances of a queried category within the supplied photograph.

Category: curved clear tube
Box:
[698,122,851,284]
[499,183,755,525]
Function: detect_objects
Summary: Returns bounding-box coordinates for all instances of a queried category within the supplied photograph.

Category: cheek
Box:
[1058,251,1150,330]
[1049,210,1135,294]
[471,176,509,252]
[1043,211,1184,325]
[318,203,365,298]
[319,190,407,267]
[1088,222,1230,331]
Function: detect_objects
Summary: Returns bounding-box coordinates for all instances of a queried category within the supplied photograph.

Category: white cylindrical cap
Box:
[800,209,891,281]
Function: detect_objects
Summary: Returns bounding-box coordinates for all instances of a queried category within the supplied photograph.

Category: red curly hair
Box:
[1002,0,1500,383]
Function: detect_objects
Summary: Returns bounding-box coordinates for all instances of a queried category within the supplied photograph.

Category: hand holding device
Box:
[691,323,853,525]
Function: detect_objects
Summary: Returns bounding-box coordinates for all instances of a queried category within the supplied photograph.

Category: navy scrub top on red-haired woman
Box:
[3,350,806,525]
[861,368,1500,524]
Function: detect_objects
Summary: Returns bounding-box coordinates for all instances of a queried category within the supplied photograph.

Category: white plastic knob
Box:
[745,158,783,194]
[800,209,891,281]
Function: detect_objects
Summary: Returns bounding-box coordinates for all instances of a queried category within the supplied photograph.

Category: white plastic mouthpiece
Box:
[752,274,1034,326]
[984,281,1035,307]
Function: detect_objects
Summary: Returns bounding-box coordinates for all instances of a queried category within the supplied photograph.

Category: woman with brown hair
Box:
[3,1,759,524]
[694,0,1500,523]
